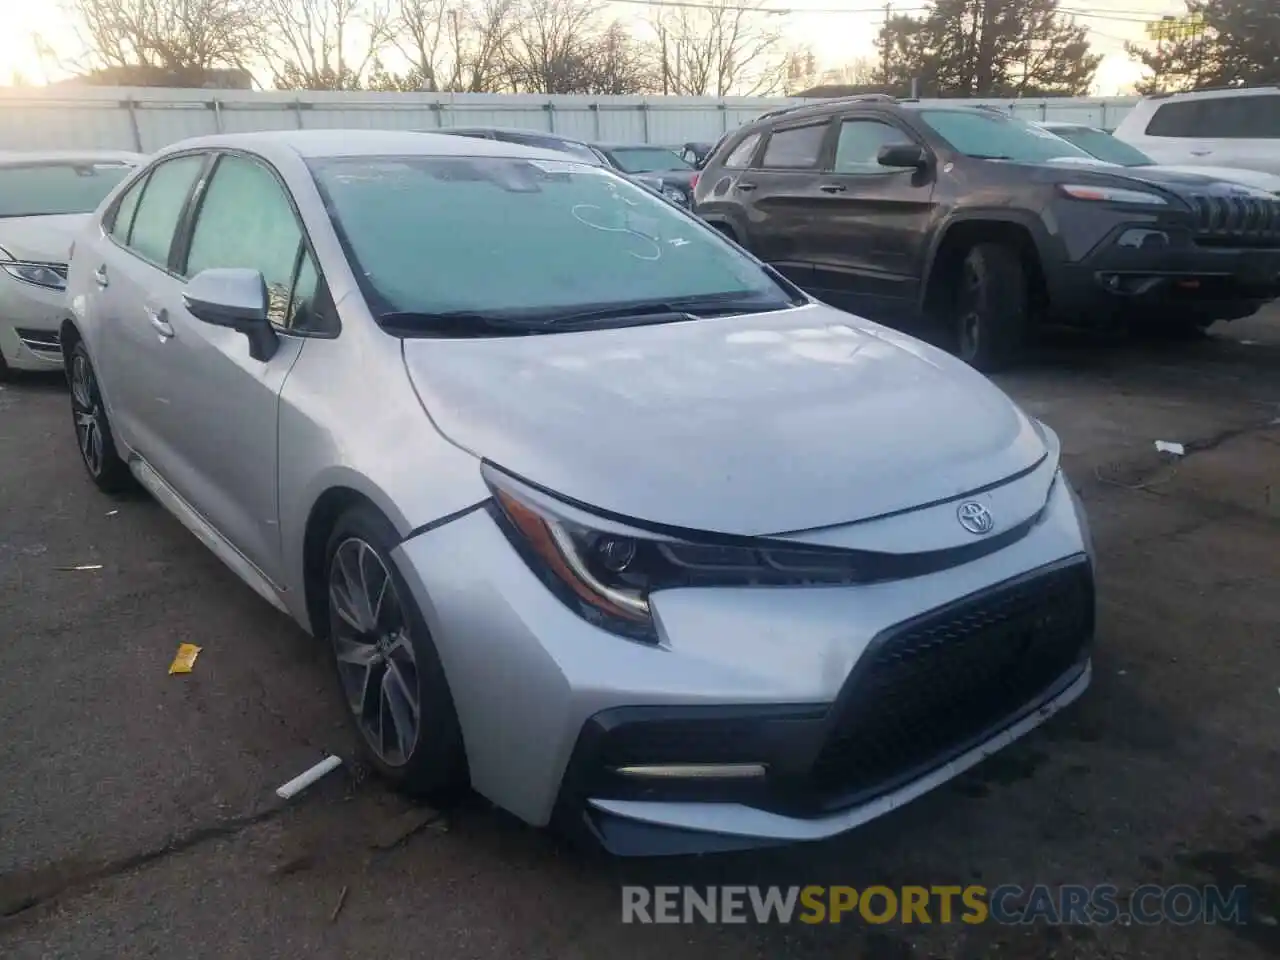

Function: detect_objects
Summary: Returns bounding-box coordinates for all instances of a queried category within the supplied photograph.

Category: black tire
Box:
[67,341,132,494]
[952,243,1029,372]
[324,503,468,799]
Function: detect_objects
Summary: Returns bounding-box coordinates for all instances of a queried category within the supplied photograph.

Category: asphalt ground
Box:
[1,311,1279,959]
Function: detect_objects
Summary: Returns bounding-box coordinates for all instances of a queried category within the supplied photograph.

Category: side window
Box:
[184,154,323,331]
[1144,101,1200,138]
[108,175,147,243]
[723,133,762,168]
[128,155,205,267]
[758,123,828,169]
[833,119,914,173]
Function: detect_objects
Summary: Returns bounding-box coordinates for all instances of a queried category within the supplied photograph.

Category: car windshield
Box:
[1049,127,1154,166]
[309,154,794,328]
[607,147,692,174]
[0,161,135,218]
[918,110,1095,163]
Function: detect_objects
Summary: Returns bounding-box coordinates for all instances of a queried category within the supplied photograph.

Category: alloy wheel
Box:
[70,353,104,478]
[328,537,421,767]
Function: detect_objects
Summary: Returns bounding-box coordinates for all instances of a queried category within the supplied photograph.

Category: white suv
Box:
[1113,87,1280,176]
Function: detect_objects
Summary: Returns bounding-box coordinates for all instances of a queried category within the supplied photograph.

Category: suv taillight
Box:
[689,172,700,190]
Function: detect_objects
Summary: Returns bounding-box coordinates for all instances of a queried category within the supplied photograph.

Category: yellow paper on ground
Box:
[168,643,203,675]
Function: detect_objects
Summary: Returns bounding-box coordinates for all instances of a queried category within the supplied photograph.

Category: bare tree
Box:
[260,0,393,89]
[649,0,790,96]
[60,0,259,83]
[388,0,516,92]
[503,0,601,93]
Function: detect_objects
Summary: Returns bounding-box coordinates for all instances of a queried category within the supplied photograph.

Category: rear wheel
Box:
[68,342,131,494]
[952,243,1029,372]
[325,504,467,799]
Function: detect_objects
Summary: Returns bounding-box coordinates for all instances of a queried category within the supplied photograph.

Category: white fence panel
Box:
[0,88,1140,153]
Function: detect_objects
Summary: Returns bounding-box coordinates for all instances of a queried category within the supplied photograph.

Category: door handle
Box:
[1190,149,1211,156]
[736,181,758,192]
[145,304,174,339]
[819,184,847,193]
[93,265,109,289]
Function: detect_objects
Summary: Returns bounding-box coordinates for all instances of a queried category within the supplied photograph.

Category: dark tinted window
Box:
[185,155,309,329]
[723,133,761,167]
[128,155,204,267]
[759,124,827,168]
[1146,95,1280,139]
[833,119,914,173]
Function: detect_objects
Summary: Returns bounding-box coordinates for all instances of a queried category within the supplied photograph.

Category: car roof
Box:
[150,129,585,164]
[0,149,146,167]
[1144,84,1279,103]
[439,126,592,146]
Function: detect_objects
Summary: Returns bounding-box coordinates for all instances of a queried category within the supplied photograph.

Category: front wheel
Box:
[953,243,1029,372]
[325,504,467,798]
[68,341,132,494]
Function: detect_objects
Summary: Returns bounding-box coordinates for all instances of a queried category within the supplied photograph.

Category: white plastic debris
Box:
[1154,441,1185,456]
[276,755,343,800]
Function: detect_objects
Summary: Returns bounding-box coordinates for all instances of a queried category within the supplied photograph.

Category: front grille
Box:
[810,559,1093,803]
[1189,193,1280,247]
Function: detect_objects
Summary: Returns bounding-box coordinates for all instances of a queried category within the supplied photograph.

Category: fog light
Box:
[614,763,768,779]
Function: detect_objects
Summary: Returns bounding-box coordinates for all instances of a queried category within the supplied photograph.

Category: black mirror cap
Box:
[877,143,927,169]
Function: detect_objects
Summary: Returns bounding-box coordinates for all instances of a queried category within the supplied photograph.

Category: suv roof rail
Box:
[757,93,898,120]
[1146,84,1278,100]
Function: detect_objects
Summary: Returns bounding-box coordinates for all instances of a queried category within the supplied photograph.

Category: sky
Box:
[0,0,1187,95]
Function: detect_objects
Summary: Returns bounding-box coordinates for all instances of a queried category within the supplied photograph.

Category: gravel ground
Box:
[1,313,1278,959]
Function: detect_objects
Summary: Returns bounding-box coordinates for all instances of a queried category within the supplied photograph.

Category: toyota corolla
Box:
[63,130,1095,855]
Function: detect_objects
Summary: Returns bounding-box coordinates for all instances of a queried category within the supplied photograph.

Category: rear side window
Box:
[1146,95,1280,139]
[723,133,761,167]
[759,124,828,169]
[127,155,204,267]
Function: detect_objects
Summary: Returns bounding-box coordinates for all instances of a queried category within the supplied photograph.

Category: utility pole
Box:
[881,1,893,87]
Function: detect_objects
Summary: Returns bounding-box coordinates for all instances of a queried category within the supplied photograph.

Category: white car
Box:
[0,150,144,377]
[1112,87,1280,177]
[1036,122,1280,195]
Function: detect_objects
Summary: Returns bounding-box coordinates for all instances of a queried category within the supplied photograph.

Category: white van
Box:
[1112,87,1280,176]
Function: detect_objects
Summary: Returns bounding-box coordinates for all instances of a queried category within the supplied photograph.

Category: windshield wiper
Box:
[551,295,782,327]
[377,311,555,337]
[969,154,1013,160]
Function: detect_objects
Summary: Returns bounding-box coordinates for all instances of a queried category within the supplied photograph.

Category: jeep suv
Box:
[694,97,1280,370]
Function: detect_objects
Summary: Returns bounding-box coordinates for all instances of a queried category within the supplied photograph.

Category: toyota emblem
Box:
[957,501,994,535]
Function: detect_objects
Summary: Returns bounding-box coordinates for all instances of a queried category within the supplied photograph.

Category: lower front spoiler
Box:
[573,659,1092,857]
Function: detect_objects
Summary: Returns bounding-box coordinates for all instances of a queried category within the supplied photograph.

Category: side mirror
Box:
[877,143,928,170]
[183,267,278,362]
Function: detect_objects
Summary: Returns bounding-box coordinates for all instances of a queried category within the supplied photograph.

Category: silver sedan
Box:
[63,130,1095,856]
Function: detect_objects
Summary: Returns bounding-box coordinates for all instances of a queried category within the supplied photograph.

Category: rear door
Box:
[733,120,832,288]
[806,113,938,317]
[144,150,329,582]
[89,153,208,458]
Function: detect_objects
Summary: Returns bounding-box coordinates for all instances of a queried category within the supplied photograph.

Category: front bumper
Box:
[1048,225,1280,325]
[0,279,67,371]
[391,474,1094,854]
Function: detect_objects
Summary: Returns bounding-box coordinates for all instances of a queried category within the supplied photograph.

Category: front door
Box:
[144,152,320,584]
[806,115,938,321]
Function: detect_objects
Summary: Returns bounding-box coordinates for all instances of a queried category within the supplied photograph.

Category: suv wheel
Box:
[324,504,468,799]
[68,342,132,494]
[953,243,1028,372]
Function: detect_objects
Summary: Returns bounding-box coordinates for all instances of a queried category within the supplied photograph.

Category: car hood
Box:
[1143,164,1280,193]
[0,214,88,261]
[402,303,1048,536]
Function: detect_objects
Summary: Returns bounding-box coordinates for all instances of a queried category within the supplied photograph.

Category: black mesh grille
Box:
[811,560,1093,802]
[1189,194,1280,247]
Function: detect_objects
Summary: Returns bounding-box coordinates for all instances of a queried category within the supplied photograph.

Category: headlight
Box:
[1059,183,1169,206]
[484,466,870,643]
[0,246,67,290]
[662,185,688,205]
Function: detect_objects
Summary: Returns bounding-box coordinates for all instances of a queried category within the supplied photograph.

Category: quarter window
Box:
[127,155,204,267]
[184,154,326,332]
[1146,95,1280,139]
[723,133,762,167]
[108,175,146,243]
[833,119,914,173]
[759,124,828,169]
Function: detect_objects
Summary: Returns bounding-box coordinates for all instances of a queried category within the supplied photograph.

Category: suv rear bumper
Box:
[1048,227,1280,325]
